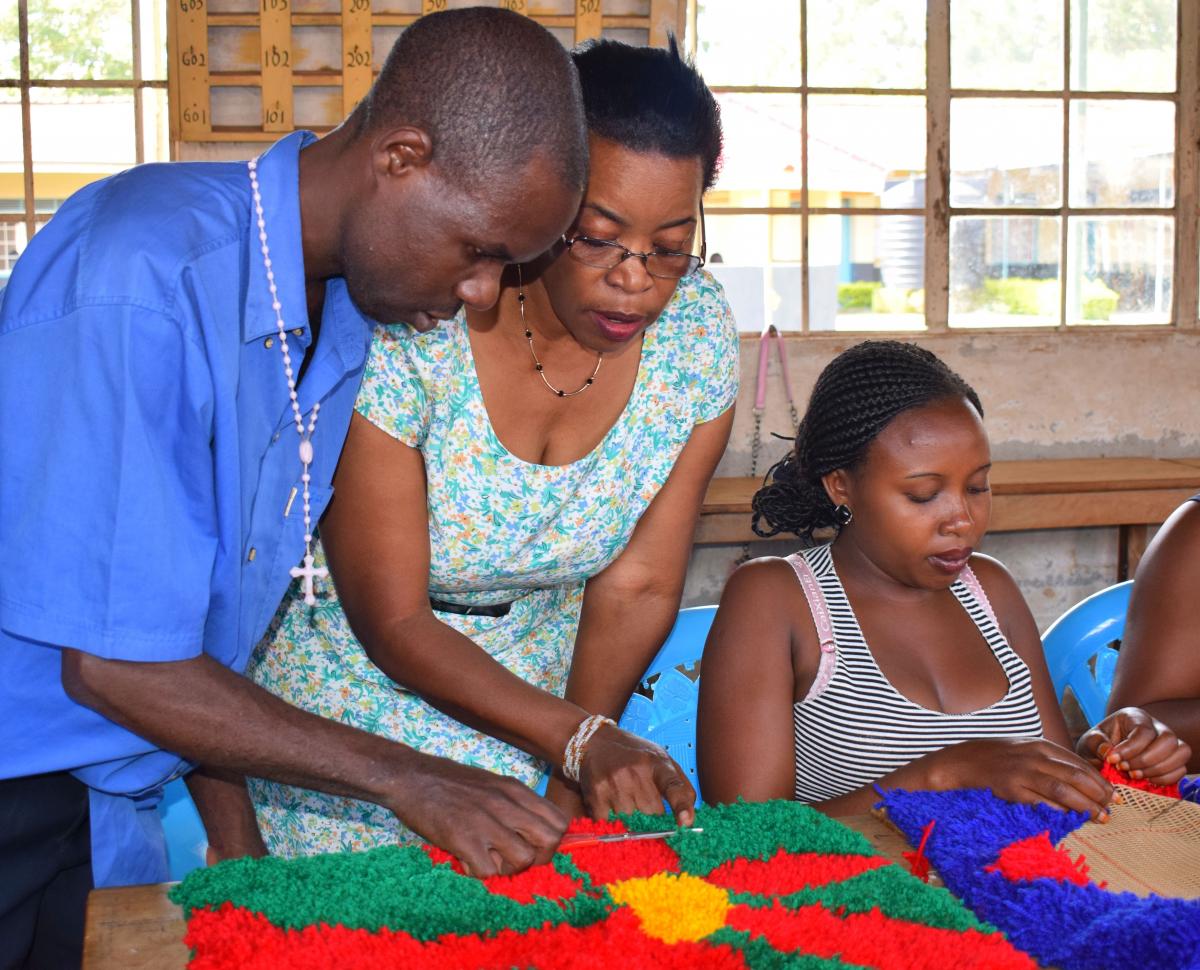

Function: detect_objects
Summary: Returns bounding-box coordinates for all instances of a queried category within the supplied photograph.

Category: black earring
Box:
[833,504,853,526]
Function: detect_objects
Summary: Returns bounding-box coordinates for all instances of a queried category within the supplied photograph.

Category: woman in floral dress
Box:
[247,38,738,855]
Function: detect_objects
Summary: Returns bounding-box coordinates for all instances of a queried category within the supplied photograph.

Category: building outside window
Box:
[692,0,1194,333]
[1,0,170,285]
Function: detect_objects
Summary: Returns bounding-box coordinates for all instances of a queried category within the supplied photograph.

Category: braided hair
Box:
[751,340,983,545]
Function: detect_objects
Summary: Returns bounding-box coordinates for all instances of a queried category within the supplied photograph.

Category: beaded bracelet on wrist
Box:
[562,714,615,783]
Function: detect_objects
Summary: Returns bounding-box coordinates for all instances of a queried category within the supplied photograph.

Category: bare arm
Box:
[698,558,801,804]
[1103,500,1200,773]
[701,554,1114,818]
[184,767,267,864]
[553,407,733,820]
[320,412,704,820]
[61,649,566,875]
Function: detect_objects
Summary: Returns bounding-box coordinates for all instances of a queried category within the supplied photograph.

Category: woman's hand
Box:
[544,774,586,819]
[577,723,696,827]
[927,737,1116,819]
[1076,706,1192,786]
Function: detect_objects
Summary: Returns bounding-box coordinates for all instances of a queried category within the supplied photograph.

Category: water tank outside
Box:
[877,177,924,290]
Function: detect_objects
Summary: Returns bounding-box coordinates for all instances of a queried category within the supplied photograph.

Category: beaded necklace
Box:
[248,158,327,605]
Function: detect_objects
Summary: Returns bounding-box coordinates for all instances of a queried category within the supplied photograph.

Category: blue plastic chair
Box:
[618,605,717,804]
[1041,580,1132,728]
[158,777,208,881]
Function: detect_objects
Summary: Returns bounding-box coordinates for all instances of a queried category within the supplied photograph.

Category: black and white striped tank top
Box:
[790,543,1044,804]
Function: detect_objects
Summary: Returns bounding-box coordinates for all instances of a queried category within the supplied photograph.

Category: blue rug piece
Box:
[879,787,1200,970]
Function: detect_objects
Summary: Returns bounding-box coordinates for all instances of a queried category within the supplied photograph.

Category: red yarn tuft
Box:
[183,902,749,970]
[706,848,889,895]
[901,820,936,883]
[985,832,1092,887]
[564,836,681,886]
[727,900,1036,969]
[1100,761,1181,799]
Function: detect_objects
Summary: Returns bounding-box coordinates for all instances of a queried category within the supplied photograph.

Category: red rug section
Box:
[705,848,890,895]
[727,900,1037,970]
[184,902,750,970]
[420,846,585,904]
[561,837,682,886]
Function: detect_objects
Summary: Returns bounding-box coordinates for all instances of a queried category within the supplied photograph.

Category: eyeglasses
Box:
[562,203,707,280]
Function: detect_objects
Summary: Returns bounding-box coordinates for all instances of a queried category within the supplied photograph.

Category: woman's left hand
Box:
[578,723,696,827]
[1076,706,1192,785]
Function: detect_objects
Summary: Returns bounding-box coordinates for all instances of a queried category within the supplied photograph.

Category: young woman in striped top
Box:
[698,340,1189,818]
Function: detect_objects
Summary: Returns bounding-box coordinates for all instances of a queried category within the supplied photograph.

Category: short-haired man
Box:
[0,9,587,968]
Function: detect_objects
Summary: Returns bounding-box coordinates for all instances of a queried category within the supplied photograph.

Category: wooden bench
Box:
[698,457,1200,579]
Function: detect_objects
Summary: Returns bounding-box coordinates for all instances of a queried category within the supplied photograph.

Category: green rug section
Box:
[730,865,994,934]
[706,928,870,970]
[616,801,877,877]
[168,845,607,940]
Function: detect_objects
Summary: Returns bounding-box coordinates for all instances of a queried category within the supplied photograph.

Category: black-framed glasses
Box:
[562,202,707,280]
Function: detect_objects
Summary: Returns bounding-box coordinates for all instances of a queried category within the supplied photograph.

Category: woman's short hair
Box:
[752,340,984,545]
[572,37,722,190]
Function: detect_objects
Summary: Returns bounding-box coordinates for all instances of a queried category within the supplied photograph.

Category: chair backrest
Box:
[1041,580,1132,728]
[158,777,208,882]
[618,605,717,803]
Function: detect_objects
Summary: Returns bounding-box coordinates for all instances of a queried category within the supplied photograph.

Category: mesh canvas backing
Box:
[1058,784,1200,899]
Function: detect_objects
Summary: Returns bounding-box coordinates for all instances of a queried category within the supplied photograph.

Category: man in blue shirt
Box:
[0,9,587,967]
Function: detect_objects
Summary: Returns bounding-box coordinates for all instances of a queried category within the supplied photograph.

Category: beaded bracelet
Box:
[562,713,615,783]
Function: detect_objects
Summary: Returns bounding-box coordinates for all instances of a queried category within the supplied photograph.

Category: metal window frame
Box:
[1,0,171,245]
[689,0,1200,334]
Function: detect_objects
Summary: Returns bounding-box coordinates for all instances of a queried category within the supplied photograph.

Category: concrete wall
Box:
[684,329,1200,630]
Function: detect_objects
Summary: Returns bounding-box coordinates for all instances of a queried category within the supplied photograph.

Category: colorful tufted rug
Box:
[170,800,1037,969]
[880,785,1200,970]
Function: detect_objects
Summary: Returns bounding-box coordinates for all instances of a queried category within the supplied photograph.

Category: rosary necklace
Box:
[516,265,602,398]
[248,158,327,606]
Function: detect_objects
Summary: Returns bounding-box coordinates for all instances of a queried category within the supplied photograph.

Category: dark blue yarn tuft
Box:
[879,787,1200,970]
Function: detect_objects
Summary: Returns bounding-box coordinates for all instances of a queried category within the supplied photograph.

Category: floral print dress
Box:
[247,270,739,856]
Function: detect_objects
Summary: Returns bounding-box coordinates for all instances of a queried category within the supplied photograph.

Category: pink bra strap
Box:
[958,564,1000,629]
[785,554,838,702]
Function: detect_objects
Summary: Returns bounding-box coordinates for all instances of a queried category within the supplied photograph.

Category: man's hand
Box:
[388,754,567,877]
[60,650,563,877]
[577,723,696,828]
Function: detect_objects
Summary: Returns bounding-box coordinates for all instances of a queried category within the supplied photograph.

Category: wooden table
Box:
[698,457,1200,578]
[82,813,915,970]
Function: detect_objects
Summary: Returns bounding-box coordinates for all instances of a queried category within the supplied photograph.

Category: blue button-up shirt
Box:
[0,132,374,885]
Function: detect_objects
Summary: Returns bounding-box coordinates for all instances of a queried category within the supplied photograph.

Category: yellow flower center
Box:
[608,872,730,944]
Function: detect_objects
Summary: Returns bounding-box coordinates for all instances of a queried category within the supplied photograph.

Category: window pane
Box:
[1071,0,1175,92]
[695,0,800,87]
[807,0,924,89]
[0,218,31,284]
[810,215,925,332]
[31,90,136,205]
[951,0,1063,90]
[708,94,801,210]
[1069,100,1174,208]
[138,0,169,80]
[140,87,171,163]
[808,95,926,203]
[950,99,1062,207]
[950,216,1061,328]
[0,0,19,78]
[706,213,802,332]
[28,0,133,81]
[1066,216,1172,324]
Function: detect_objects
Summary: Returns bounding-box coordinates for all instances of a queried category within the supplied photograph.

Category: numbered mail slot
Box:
[176,0,210,138]
[260,0,293,132]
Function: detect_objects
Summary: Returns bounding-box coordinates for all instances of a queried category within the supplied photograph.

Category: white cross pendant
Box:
[290,552,328,606]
